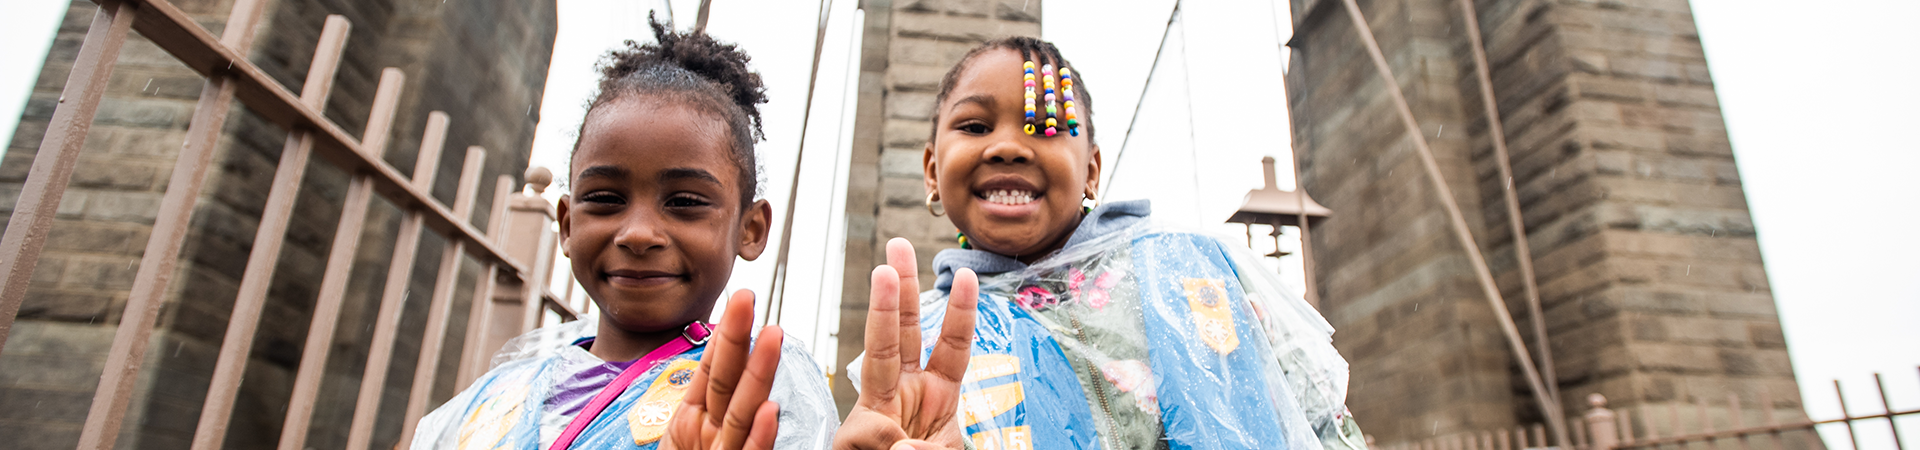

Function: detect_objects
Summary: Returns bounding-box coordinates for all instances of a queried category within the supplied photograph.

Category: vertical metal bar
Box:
[455,175,515,388]
[190,16,349,449]
[1574,415,1590,449]
[345,111,450,450]
[519,227,555,333]
[1878,373,1906,450]
[1646,405,1661,441]
[0,0,135,353]
[1696,396,1716,450]
[765,0,837,326]
[1334,0,1569,443]
[1482,431,1495,450]
[1838,380,1861,450]
[1669,402,1681,443]
[277,67,405,450]
[1758,387,1778,449]
[1533,424,1547,450]
[1453,0,1560,429]
[1619,409,1634,445]
[75,1,270,448]
[1516,426,1529,449]
[1726,393,1751,450]
[396,146,487,447]
[1498,429,1511,450]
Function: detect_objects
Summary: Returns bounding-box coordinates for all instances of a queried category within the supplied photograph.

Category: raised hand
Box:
[662,289,783,450]
[833,238,980,450]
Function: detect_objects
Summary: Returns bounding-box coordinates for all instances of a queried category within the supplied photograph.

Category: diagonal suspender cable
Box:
[1174,2,1204,214]
[1455,0,1565,445]
[1100,1,1182,203]
[766,0,839,326]
[694,0,714,34]
[1334,0,1568,440]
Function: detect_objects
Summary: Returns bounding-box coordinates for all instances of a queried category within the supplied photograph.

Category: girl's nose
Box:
[613,212,670,254]
[981,139,1034,164]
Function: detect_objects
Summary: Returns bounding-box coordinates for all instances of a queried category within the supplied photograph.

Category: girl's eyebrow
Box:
[948,94,997,112]
[659,167,721,185]
[578,165,628,181]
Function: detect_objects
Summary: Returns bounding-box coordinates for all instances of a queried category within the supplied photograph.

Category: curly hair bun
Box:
[581,12,769,203]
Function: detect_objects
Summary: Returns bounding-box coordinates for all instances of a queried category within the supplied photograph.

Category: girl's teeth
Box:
[984,190,1034,205]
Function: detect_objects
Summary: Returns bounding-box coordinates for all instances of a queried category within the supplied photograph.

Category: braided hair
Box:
[931,36,1096,143]
[577,13,769,205]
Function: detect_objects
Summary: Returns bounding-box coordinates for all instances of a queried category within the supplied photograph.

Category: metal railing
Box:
[1376,369,1917,450]
[0,1,567,449]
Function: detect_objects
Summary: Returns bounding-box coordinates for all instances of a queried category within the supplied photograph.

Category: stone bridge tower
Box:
[831,0,1041,415]
[1283,0,1814,445]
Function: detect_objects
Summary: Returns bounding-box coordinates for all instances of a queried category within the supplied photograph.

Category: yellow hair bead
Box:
[1024,124,1036,135]
[1046,117,1057,127]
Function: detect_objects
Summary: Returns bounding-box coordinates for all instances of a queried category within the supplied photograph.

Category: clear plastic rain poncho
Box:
[853,200,1367,450]
[411,319,839,450]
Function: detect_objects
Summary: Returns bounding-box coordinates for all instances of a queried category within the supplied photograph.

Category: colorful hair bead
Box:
[1024,124,1036,134]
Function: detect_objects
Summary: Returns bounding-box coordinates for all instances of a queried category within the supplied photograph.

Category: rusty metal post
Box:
[1334,0,1569,444]
[456,175,516,388]
[1837,380,1861,450]
[1727,393,1752,450]
[1616,408,1633,445]
[1877,373,1906,450]
[277,67,405,450]
[513,172,556,333]
[1587,394,1619,450]
[0,0,136,353]
[190,15,349,449]
[75,1,271,448]
[346,111,451,450]
[397,146,488,447]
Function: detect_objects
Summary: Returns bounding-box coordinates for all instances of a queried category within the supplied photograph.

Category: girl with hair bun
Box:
[411,16,837,450]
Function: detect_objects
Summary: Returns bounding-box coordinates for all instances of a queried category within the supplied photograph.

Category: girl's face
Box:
[925,48,1101,260]
[559,99,771,334]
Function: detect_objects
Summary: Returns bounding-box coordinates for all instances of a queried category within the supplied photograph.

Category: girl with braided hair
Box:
[835,37,1367,450]
[411,17,837,450]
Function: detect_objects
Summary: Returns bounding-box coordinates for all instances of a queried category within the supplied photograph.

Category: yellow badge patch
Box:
[1182,278,1239,355]
[963,354,1020,384]
[628,359,702,445]
[969,426,1033,450]
[959,381,1025,428]
[457,384,528,450]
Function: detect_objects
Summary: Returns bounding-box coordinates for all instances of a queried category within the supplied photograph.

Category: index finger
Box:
[703,289,759,426]
[923,268,977,383]
[858,265,902,410]
[885,238,924,373]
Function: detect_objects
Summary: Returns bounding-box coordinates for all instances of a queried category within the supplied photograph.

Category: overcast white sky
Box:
[0,0,1913,446]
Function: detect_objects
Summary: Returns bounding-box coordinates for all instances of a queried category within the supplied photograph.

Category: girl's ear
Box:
[555,194,573,258]
[736,199,773,260]
[1084,144,1103,200]
[922,142,939,196]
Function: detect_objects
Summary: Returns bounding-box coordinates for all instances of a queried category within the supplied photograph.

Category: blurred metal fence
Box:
[1375,369,1917,450]
[0,1,571,449]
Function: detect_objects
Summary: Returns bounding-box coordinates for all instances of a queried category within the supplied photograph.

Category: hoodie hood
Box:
[933,199,1151,292]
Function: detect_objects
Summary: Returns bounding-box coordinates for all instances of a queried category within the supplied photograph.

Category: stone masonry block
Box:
[887,64,951,93]
[885,90,938,122]
[44,220,149,255]
[894,11,1015,43]
[881,148,926,179]
[899,0,992,17]
[18,290,113,321]
[1572,75,1650,103]
[884,118,933,149]
[993,0,1041,23]
[78,189,162,224]
[890,37,983,68]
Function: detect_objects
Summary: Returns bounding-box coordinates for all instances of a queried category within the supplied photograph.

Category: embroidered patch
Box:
[1100,359,1159,414]
[628,359,702,445]
[1182,278,1239,354]
[456,384,528,450]
[959,381,1025,428]
[969,425,1033,450]
[1068,268,1121,310]
[1016,285,1057,310]
[963,354,1021,384]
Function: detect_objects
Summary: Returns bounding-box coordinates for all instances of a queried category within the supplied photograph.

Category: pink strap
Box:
[548,322,713,450]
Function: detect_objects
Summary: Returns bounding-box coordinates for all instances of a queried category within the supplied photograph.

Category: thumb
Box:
[890,439,948,450]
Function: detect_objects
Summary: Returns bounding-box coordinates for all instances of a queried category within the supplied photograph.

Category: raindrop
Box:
[1436,125,1444,138]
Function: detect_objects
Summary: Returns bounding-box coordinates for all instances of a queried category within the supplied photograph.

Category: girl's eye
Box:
[958,122,990,135]
[580,192,625,205]
[665,195,712,208]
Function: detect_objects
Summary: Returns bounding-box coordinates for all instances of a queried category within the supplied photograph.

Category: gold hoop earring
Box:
[926,191,945,217]
[1086,191,1100,210]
